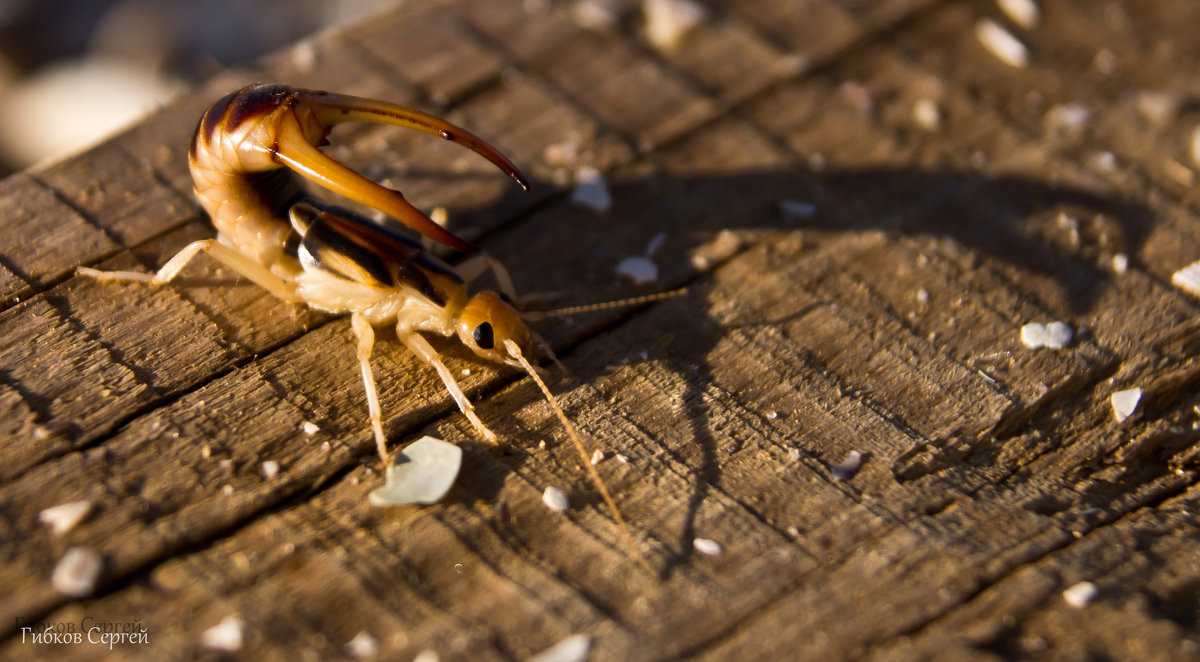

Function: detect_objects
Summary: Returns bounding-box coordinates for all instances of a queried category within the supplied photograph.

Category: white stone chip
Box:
[590,449,606,465]
[570,166,612,213]
[1191,125,1200,168]
[1063,581,1098,608]
[571,0,621,31]
[369,436,463,506]
[693,537,724,556]
[301,420,320,436]
[1020,322,1073,350]
[345,631,380,659]
[643,0,707,53]
[542,486,570,513]
[412,650,440,662]
[615,256,659,285]
[1171,260,1200,298]
[975,18,1029,68]
[997,0,1040,29]
[51,547,103,597]
[261,460,280,479]
[201,616,245,652]
[1111,253,1128,274]
[39,500,93,536]
[1111,388,1142,423]
[912,98,941,131]
[831,450,864,481]
[529,633,591,662]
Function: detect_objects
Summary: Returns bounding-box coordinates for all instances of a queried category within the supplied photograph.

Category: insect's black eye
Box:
[472,322,495,350]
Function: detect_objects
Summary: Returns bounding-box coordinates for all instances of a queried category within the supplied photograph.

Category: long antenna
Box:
[504,339,650,571]
[522,288,687,321]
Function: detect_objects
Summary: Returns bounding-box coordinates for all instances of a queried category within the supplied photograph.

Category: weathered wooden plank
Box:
[4,0,1200,660]
[0,174,120,289]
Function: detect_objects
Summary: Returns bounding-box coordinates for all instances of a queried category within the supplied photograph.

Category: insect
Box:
[78,84,642,555]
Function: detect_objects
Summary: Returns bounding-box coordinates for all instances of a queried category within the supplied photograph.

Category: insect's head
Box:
[456,291,535,369]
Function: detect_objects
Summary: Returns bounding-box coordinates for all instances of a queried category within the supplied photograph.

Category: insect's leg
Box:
[77,239,301,303]
[397,330,499,443]
[454,253,518,301]
[351,313,390,465]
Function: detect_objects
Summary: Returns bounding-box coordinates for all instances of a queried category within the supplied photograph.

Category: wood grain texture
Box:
[2,0,1199,659]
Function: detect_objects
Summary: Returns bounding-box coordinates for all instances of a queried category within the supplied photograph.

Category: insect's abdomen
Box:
[187,86,303,274]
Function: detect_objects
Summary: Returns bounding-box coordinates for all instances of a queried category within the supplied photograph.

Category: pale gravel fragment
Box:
[693,537,724,556]
[997,0,1039,29]
[412,650,440,662]
[1135,90,1179,125]
[831,450,863,481]
[615,255,659,285]
[1172,260,1200,298]
[1191,125,1200,167]
[1044,103,1091,134]
[571,0,621,31]
[1111,253,1128,274]
[542,486,570,513]
[51,547,103,597]
[912,98,941,131]
[528,634,591,662]
[1111,388,1142,423]
[39,500,93,536]
[369,437,463,506]
[590,449,606,465]
[1063,581,1098,608]
[975,18,1029,68]
[779,199,816,219]
[570,166,612,212]
[261,460,280,479]
[643,0,707,53]
[345,631,379,659]
[301,420,320,436]
[201,616,245,653]
[1020,322,1072,350]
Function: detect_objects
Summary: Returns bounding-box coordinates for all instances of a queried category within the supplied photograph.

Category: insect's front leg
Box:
[396,319,498,444]
[77,239,301,303]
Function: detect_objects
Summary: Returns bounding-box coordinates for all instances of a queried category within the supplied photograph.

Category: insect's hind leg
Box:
[397,329,498,444]
[77,239,301,303]
[351,313,390,465]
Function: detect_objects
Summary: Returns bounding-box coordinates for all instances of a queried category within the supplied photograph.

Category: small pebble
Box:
[1111,388,1142,423]
[201,616,245,652]
[39,500,93,536]
[590,449,606,465]
[261,460,280,479]
[345,631,379,659]
[1020,322,1073,350]
[301,421,320,436]
[831,451,864,481]
[1062,581,1098,608]
[693,538,724,556]
[975,18,1029,68]
[51,547,103,598]
[412,651,440,662]
[912,98,941,131]
[543,486,570,513]
[615,256,659,286]
[369,437,463,506]
[997,0,1039,29]
[529,633,591,662]
[1111,253,1128,274]
[570,167,612,212]
[1171,260,1200,298]
[643,0,707,53]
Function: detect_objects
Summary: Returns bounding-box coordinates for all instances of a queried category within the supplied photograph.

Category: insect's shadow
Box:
[384,163,1156,576]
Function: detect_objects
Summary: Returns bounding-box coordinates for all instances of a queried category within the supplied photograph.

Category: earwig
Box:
[76,84,651,557]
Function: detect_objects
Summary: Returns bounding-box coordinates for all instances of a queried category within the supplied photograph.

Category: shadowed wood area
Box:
[3,0,1200,659]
